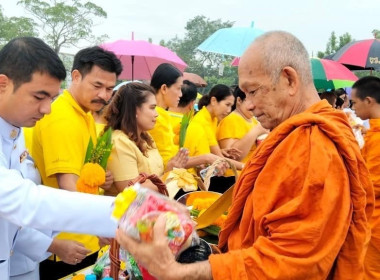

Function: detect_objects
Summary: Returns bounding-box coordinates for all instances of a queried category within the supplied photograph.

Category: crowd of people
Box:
[0,30,379,280]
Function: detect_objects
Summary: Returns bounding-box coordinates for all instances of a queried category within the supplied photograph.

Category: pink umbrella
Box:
[100,39,187,80]
[231,57,240,66]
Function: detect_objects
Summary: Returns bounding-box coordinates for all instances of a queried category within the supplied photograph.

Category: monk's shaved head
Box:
[240,31,313,86]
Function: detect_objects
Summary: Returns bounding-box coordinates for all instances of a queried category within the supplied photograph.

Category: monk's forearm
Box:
[168,261,213,280]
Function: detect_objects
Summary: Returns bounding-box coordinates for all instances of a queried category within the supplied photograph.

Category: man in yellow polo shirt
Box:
[32,46,122,279]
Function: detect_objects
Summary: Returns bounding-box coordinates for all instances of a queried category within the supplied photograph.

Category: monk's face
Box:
[351,88,370,120]
[238,47,291,130]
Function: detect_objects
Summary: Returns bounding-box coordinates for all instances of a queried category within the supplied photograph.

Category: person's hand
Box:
[100,170,114,191]
[48,238,91,265]
[98,236,112,248]
[214,160,229,176]
[254,122,270,136]
[203,153,223,165]
[166,148,189,171]
[221,147,241,160]
[116,214,179,279]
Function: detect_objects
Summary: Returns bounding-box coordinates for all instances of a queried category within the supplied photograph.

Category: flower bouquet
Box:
[76,127,112,194]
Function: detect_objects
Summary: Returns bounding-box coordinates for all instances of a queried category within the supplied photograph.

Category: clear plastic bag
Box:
[113,184,199,256]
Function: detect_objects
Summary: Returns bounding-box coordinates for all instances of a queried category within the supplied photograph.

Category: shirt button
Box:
[10,250,14,256]
[13,144,17,150]
[10,129,18,139]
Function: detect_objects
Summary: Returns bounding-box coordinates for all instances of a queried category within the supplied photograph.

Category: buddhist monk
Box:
[115,31,374,280]
[351,76,380,279]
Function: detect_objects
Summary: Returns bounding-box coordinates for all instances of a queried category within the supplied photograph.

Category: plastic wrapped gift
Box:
[112,184,199,256]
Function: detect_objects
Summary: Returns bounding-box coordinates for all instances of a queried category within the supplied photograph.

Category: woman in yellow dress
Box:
[217,86,268,168]
[103,82,187,196]
[184,84,244,193]
[149,63,226,172]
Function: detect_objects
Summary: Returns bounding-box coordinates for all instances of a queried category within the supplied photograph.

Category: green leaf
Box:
[98,127,113,170]
[179,109,194,148]
[84,137,94,164]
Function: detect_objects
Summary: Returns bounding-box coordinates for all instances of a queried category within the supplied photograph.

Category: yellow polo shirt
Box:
[148,106,178,167]
[32,89,99,261]
[168,111,183,149]
[217,111,258,163]
[183,106,218,157]
[105,130,164,196]
[217,112,259,176]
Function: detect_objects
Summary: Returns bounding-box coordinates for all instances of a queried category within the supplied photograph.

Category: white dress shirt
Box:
[0,117,117,279]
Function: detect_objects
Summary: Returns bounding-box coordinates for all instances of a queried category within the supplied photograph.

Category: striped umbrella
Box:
[329,39,380,70]
[311,58,358,90]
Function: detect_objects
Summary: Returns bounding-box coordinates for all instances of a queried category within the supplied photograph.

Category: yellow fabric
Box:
[105,130,164,196]
[32,89,99,260]
[217,112,258,176]
[184,106,218,156]
[95,122,106,137]
[209,100,374,279]
[168,111,183,148]
[362,119,380,279]
[23,127,34,155]
[148,106,178,167]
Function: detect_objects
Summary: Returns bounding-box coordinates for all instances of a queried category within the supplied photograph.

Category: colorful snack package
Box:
[112,184,199,255]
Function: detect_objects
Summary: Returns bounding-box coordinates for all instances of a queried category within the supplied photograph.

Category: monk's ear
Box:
[0,74,11,94]
[365,96,376,106]
[281,66,299,96]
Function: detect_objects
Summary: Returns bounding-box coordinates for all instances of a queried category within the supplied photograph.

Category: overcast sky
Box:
[1,0,378,57]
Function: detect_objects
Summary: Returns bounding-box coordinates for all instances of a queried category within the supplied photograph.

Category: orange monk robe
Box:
[362,119,380,279]
[209,100,374,280]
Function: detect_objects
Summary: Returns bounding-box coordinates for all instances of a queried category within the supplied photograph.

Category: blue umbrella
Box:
[197,22,265,57]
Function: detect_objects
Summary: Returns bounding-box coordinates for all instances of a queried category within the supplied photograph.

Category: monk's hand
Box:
[100,170,113,191]
[116,214,179,279]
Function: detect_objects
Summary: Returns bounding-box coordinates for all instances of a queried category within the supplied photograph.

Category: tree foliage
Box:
[17,0,108,53]
[317,31,354,58]
[0,5,36,47]
[162,16,238,92]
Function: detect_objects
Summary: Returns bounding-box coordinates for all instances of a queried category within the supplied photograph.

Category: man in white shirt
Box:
[0,37,117,279]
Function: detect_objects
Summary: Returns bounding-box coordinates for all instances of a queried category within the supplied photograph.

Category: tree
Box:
[317,31,354,58]
[162,16,237,91]
[17,0,108,53]
[0,5,36,47]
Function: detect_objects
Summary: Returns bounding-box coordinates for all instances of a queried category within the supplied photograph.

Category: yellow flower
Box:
[80,162,105,187]
[112,187,138,220]
[76,177,98,194]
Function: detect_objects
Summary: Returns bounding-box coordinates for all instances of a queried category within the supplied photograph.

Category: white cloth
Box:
[0,117,117,279]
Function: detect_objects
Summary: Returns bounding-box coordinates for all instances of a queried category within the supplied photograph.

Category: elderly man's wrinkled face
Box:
[238,47,294,130]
